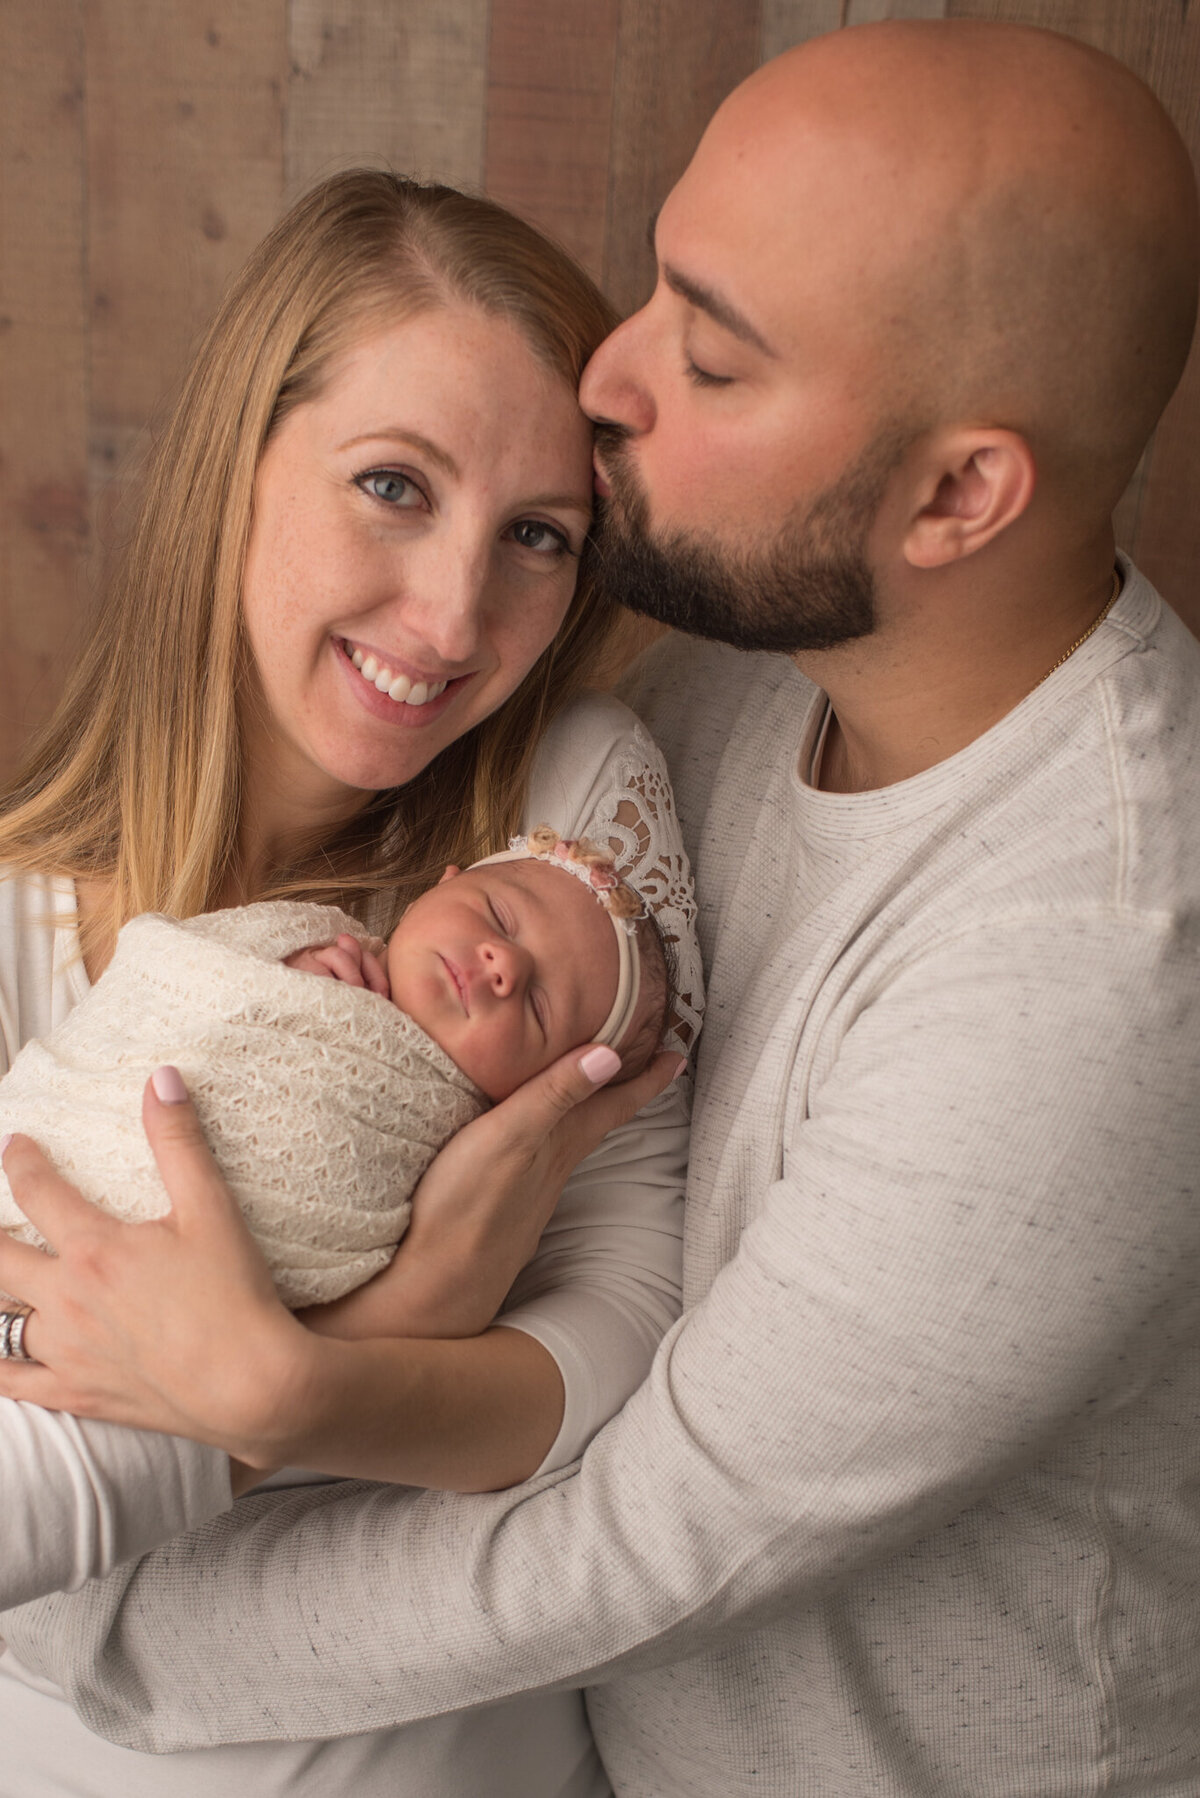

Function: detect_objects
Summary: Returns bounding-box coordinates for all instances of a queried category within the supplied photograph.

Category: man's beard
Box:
[591,424,907,655]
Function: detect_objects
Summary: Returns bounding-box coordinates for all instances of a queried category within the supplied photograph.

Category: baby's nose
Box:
[480,938,528,997]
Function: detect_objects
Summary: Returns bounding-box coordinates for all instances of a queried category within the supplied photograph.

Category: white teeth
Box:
[346,642,449,707]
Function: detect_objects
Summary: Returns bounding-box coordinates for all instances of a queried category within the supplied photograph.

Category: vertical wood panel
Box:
[285,0,490,195]
[484,0,620,282]
[948,0,1200,631]
[0,3,88,769]
[845,0,946,18]
[85,0,286,563]
[764,0,948,55]
[762,1,842,59]
[603,0,764,317]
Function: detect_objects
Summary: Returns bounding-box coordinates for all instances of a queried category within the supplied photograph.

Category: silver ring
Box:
[0,1311,30,1361]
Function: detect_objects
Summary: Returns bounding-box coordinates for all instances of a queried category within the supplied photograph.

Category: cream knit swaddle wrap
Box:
[0,900,486,1307]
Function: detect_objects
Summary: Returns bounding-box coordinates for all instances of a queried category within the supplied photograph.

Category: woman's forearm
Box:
[244,1324,565,1491]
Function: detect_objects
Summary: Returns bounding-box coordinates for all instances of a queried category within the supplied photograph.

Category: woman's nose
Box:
[579,310,657,436]
[480,937,529,998]
[399,542,490,668]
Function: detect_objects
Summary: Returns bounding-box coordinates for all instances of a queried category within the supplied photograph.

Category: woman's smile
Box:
[336,636,462,725]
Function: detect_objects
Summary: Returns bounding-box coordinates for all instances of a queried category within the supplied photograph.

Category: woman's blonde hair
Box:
[0,172,620,956]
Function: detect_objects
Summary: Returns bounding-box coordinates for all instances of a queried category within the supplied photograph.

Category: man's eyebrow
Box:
[662,265,777,358]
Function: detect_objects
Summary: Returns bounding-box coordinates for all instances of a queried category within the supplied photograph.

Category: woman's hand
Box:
[303,1041,685,1343]
[0,1046,680,1484]
[0,1070,316,1466]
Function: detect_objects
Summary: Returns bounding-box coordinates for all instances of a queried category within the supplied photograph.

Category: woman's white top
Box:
[0,691,701,1798]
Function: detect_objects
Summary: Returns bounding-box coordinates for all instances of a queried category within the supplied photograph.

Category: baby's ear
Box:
[438,864,462,884]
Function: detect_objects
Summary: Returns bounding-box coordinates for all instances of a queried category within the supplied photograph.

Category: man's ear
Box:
[904,429,1036,569]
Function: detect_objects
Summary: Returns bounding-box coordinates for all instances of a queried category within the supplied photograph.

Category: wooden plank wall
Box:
[1,0,1196,778]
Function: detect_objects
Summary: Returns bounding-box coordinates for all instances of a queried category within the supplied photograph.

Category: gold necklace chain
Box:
[1036,567,1121,687]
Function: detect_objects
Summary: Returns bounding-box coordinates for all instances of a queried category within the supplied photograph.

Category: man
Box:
[4,20,1200,1794]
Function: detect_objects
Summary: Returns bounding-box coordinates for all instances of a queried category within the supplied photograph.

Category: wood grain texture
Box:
[484,0,620,281]
[762,0,842,59]
[286,0,490,196]
[948,0,1200,631]
[603,0,764,317]
[0,3,89,768]
[84,0,286,566]
[763,0,948,55]
[845,0,947,19]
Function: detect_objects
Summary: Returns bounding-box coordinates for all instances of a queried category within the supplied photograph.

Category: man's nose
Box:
[479,937,529,998]
[580,310,656,435]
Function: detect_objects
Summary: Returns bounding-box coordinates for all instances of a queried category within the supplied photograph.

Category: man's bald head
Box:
[697,21,1198,513]
[582,21,1199,663]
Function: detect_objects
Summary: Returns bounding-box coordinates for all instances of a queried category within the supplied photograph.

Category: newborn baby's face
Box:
[387,860,618,1100]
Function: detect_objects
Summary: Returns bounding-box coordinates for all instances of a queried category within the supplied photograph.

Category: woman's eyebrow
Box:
[337,428,458,475]
[522,491,594,518]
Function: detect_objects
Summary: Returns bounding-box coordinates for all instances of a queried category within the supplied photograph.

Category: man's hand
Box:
[285,934,390,997]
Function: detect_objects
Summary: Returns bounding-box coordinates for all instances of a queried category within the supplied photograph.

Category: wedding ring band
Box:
[0,1310,31,1360]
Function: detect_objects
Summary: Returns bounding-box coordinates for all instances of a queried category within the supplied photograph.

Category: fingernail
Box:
[151,1065,189,1104]
[580,1045,622,1084]
[669,1056,687,1081]
[0,1134,11,1156]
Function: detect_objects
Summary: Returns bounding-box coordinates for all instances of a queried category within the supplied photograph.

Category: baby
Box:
[0,828,669,1310]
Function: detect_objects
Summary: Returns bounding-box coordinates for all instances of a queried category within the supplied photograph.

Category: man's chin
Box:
[593,515,877,655]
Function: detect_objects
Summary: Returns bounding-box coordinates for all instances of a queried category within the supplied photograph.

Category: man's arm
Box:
[6,914,1199,1751]
[0,1404,230,1610]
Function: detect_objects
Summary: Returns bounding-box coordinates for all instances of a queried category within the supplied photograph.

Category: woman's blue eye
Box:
[510,519,571,557]
[359,470,421,506]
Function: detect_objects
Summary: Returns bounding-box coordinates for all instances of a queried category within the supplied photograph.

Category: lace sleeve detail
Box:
[580,718,704,1057]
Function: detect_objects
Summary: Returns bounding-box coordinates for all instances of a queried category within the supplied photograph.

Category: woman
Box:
[0,171,701,1794]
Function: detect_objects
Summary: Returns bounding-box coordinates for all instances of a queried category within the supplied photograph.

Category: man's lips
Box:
[593,460,611,500]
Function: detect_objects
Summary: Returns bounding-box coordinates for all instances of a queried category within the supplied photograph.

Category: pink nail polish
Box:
[151,1065,189,1104]
[580,1045,621,1084]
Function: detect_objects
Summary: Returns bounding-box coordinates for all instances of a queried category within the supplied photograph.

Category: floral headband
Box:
[471,825,646,1051]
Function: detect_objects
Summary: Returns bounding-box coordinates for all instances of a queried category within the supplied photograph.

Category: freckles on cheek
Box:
[505,589,576,679]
